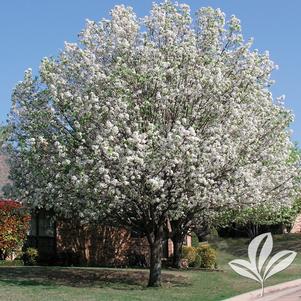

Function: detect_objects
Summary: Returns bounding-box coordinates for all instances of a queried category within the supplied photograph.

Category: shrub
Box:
[0,199,30,260]
[196,243,217,269]
[193,253,202,268]
[208,227,219,240]
[0,259,23,266]
[191,232,199,248]
[23,247,39,266]
[182,246,196,266]
[182,243,217,269]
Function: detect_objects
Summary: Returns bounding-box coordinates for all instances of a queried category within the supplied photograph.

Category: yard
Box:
[0,234,301,301]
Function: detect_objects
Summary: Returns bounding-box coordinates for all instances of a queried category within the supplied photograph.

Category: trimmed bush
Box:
[0,259,23,266]
[182,243,217,269]
[182,246,196,266]
[196,243,217,269]
[191,232,199,248]
[193,253,202,268]
[23,248,39,266]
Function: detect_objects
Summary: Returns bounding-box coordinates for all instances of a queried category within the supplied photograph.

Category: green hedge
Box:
[0,260,24,266]
[182,243,217,269]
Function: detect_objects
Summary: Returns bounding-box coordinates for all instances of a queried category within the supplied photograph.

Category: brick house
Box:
[0,153,191,266]
[26,212,189,267]
[290,214,301,233]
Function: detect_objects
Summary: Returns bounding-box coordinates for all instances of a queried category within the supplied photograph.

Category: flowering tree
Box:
[215,147,301,239]
[170,145,301,267]
[216,199,301,239]
[0,125,9,149]
[0,200,30,260]
[7,2,299,286]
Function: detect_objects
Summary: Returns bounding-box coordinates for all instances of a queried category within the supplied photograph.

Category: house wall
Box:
[56,221,150,267]
[55,221,189,267]
[291,214,301,233]
[27,213,192,267]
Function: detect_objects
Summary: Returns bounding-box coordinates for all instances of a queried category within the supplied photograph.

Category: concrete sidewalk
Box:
[224,279,301,301]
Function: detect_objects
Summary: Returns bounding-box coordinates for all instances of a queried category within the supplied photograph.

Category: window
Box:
[28,211,55,237]
[27,210,56,262]
[38,211,55,237]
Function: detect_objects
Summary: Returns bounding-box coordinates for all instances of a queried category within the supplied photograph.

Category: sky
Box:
[1,0,301,143]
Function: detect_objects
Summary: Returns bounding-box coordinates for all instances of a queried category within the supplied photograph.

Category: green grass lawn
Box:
[1,234,301,301]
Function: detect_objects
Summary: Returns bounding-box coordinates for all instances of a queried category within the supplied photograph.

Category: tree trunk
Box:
[171,235,184,269]
[0,250,4,260]
[246,223,259,239]
[148,225,163,287]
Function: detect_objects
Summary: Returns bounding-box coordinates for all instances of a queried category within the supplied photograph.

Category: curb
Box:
[223,279,301,301]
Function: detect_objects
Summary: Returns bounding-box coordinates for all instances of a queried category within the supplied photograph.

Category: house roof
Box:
[0,153,11,196]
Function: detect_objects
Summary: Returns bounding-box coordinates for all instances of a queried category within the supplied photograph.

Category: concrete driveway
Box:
[224,279,301,301]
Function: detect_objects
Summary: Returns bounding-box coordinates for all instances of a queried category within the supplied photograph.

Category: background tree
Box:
[215,146,301,239]
[2,183,19,199]
[216,201,301,239]
[170,145,301,267]
[7,2,299,286]
[0,125,9,149]
[0,200,30,260]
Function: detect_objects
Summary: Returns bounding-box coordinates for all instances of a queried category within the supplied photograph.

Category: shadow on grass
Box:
[0,278,56,288]
[212,233,301,258]
[0,267,190,290]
